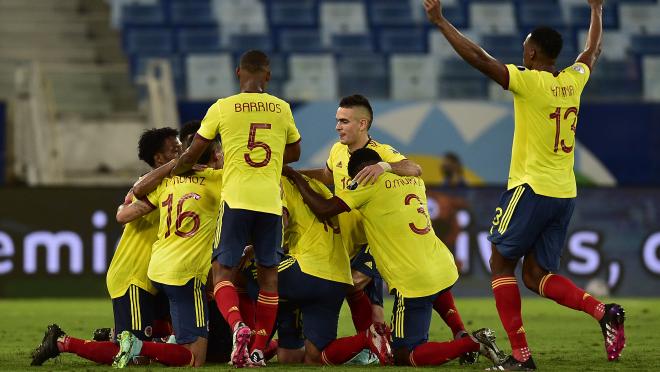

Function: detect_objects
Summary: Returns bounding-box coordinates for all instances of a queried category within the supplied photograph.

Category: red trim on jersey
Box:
[139,196,157,210]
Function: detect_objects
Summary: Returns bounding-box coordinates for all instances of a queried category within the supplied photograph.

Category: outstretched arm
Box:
[299,167,334,186]
[353,159,422,185]
[132,160,176,199]
[424,0,508,88]
[576,0,603,71]
[171,135,210,176]
[282,166,349,220]
[116,199,155,224]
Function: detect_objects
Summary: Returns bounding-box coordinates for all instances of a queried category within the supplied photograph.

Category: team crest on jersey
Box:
[336,161,343,168]
[572,64,586,74]
[516,66,526,71]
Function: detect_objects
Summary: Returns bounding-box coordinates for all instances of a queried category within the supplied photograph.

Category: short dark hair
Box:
[180,120,201,147]
[339,94,374,129]
[138,127,179,167]
[239,50,270,73]
[348,148,382,179]
[530,26,563,60]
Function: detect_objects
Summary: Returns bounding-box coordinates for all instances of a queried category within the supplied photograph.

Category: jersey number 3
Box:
[405,194,431,235]
[549,107,578,154]
[244,123,272,167]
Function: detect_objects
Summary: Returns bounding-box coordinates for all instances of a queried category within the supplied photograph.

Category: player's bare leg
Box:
[278,346,305,364]
[183,337,207,367]
[522,253,625,361]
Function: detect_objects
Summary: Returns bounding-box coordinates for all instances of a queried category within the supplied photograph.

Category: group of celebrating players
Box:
[30,0,625,371]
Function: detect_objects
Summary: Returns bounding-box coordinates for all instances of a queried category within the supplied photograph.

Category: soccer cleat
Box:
[31,324,65,366]
[365,323,394,366]
[487,355,537,371]
[599,303,626,361]
[230,322,252,368]
[112,331,143,369]
[456,330,479,365]
[344,349,380,365]
[247,349,266,367]
[472,328,506,365]
[93,328,113,342]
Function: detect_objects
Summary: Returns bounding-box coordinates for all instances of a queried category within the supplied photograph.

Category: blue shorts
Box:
[153,278,209,344]
[213,202,282,268]
[277,258,349,351]
[112,285,156,341]
[351,246,384,307]
[390,288,451,352]
[487,184,575,271]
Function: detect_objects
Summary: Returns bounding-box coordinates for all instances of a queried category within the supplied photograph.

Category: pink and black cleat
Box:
[230,322,252,368]
[599,303,626,361]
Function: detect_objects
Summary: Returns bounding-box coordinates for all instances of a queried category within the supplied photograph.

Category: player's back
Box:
[198,93,300,216]
[505,62,591,198]
[146,168,223,286]
[339,173,458,297]
[281,176,352,285]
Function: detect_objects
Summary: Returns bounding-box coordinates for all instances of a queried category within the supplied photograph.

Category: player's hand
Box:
[587,0,604,7]
[424,0,444,25]
[192,164,208,171]
[123,190,134,205]
[353,164,385,185]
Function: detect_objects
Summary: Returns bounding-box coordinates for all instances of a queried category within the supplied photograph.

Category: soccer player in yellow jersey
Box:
[114,138,223,367]
[274,175,393,366]
[171,50,301,367]
[300,94,423,333]
[283,149,505,368]
[31,128,188,367]
[424,0,625,369]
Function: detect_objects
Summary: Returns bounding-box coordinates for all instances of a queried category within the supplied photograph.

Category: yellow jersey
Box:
[106,195,159,298]
[198,93,301,215]
[145,168,223,286]
[505,62,591,198]
[326,139,407,257]
[338,173,458,298]
[281,175,353,285]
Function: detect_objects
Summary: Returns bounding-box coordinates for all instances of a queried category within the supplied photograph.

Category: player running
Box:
[114,136,223,367]
[424,0,624,369]
[282,149,506,368]
[171,50,301,367]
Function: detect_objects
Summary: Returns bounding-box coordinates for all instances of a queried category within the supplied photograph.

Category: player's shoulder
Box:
[367,139,401,155]
[560,62,590,80]
[329,141,346,156]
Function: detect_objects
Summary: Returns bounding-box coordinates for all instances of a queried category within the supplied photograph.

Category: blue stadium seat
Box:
[481,34,523,62]
[123,27,174,54]
[130,53,185,96]
[337,54,389,98]
[279,29,324,53]
[631,35,660,55]
[121,4,166,25]
[582,76,642,101]
[438,58,488,98]
[379,28,426,53]
[331,34,375,53]
[228,34,274,53]
[176,27,221,53]
[567,5,619,29]
[169,0,216,26]
[368,0,415,26]
[442,3,469,29]
[269,0,317,26]
[517,2,564,29]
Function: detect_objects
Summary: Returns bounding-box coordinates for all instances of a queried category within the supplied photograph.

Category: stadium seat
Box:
[379,28,427,53]
[428,29,480,59]
[228,34,274,53]
[284,54,337,101]
[566,5,618,29]
[368,0,416,26]
[337,54,389,98]
[269,0,317,26]
[169,0,216,26]
[630,35,660,55]
[469,1,516,34]
[130,53,185,96]
[517,2,565,30]
[642,56,660,100]
[213,0,268,45]
[176,27,221,53]
[480,34,523,62]
[320,2,368,46]
[123,27,174,54]
[279,29,324,53]
[120,3,166,25]
[330,34,374,54]
[578,30,630,60]
[438,58,488,98]
[619,3,660,33]
[186,53,236,100]
[390,54,438,99]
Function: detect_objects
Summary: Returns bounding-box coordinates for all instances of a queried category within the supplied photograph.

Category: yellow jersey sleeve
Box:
[198,100,222,140]
[284,103,301,144]
[506,64,538,96]
[370,141,406,163]
[565,62,591,92]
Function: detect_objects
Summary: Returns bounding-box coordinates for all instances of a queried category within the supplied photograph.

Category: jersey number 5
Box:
[549,107,578,153]
[244,123,272,167]
[162,192,201,238]
[405,194,431,235]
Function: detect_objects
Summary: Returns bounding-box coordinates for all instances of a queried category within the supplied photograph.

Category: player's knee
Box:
[393,347,412,366]
[211,261,232,283]
[256,266,278,291]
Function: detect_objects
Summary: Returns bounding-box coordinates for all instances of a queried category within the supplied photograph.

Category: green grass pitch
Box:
[1,297,658,371]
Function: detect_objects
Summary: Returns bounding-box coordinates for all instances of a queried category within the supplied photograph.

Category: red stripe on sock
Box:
[321,332,368,365]
[541,274,605,321]
[140,341,192,366]
[347,290,373,332]
[238,290,256,329]
[61,337,118,365]
[410,337,479,366]
[213,281,243,330]
[492,276,530,362]
[433,290,466,337]
[252,290,278,351]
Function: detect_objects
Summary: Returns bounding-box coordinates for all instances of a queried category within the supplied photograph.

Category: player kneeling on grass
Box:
[113,138,224,367]
[283,149,506,368]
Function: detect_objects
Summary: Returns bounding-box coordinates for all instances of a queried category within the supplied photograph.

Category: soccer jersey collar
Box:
[347,136,372,156]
